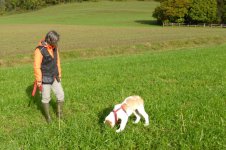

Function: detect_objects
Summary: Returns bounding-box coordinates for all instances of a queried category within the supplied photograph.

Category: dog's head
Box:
[104,112,115,128]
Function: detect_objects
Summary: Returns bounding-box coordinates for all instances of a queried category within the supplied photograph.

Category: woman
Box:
[34,30,64,123]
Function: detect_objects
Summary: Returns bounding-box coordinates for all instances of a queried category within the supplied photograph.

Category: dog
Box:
[104,95,149,133]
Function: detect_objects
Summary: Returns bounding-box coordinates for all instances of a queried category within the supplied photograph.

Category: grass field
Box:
[0,0,226,149]
[0,1,158,26]
[0,44,226,149]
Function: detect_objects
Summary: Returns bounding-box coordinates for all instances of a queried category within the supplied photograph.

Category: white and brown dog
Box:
[104,96,149,133]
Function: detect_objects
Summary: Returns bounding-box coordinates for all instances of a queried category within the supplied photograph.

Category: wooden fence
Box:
[162,23,226,28]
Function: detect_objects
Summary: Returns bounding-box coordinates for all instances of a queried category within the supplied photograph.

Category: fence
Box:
[162,23,226,28]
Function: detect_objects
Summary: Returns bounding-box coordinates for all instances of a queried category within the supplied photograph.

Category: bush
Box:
[153,0,190,23]
[153,0,220,24]
[2,0,98,13]
[188,0,218,23]
[217,0,226,23]
[20,0,45,10]
[0,0,6,14]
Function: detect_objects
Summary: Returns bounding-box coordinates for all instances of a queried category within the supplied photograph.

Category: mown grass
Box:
[1,1,226,67]
[0,44,225,149]
[0,1,158,26]
[1,24,226,67]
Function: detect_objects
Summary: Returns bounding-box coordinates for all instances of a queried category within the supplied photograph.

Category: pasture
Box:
[0,1,226,66]
[0,45,226,149]
[0,0,225,149]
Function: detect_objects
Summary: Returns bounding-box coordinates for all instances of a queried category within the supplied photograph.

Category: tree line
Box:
[153,0,226,24]
[0,0,93,14]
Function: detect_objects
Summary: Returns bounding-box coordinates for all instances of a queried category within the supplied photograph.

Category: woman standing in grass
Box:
[34,30,64,123]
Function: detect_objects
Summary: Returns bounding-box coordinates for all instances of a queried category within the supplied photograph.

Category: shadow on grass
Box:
[26,84,42,109]
[98,106,113,132]
[135,20,158,26]
[26,84,57,121]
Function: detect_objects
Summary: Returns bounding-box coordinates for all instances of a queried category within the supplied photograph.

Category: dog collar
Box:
[113,105,127,124]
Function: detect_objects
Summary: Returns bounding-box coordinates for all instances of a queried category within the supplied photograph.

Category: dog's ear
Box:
[105,120,113,128]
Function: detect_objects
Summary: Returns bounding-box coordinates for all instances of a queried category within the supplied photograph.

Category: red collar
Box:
[40,40,55,49]
[113,105,127,124]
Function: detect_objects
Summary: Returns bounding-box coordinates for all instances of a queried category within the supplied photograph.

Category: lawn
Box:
[0,44,225,149]
[0,1,158,26]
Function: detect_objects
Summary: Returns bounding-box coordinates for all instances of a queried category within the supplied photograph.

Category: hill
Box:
[0,1,226,66]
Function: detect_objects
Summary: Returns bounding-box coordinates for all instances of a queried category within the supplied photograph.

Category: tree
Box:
[153,0,191,23]
[1,0,90,14]
[153,0,167,2]
[187,0,218,23]
[217,0,226,23]
[20,0,45,10]
[223,1,226,23]
[0,0,5,14]
[45,0,60,5]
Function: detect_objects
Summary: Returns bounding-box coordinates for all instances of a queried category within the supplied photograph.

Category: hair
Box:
[45,30,60,47]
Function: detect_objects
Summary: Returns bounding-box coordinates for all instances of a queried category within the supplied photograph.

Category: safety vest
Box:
[37,46,59,84]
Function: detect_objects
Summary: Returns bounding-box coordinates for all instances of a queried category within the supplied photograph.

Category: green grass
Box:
[0,1,158,26]
[0,44,225,149]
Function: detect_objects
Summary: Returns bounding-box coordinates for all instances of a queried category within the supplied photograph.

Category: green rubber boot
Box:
[42,103,51,123]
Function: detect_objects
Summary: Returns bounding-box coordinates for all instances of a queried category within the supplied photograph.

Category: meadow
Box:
[0,45,226,149]
[0,1,226,66]
[0,0,226,149]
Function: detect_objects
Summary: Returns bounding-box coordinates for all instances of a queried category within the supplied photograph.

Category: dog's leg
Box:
[137,106,149,126]
[116,116,128,133]
[133,110,141,124]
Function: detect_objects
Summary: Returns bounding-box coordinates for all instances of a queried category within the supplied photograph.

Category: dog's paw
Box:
[144,123,149,127]
[116,129,121,133]
[133,121,139,124]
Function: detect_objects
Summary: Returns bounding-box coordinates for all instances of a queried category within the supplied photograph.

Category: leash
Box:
[32,81,42,96]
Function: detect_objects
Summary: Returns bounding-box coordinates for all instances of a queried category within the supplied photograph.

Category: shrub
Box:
[187,0,218,23]
[153,0,191,23]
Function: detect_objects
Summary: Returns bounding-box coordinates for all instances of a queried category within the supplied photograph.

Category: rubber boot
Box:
[57,101,64,119]
[42,103,51,123]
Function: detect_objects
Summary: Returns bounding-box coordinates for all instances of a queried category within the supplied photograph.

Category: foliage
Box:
[153,0,166,2]
[153,0,221,24]
[223,2,226,23]
[0,0,94,13]
[153,0,191,23]
[217,0,226,23]
[188,0,218,23]
[0,0,5,14]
